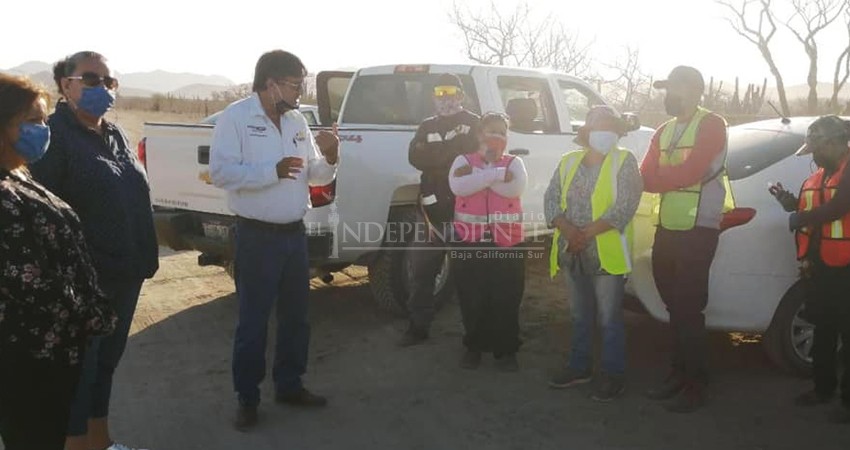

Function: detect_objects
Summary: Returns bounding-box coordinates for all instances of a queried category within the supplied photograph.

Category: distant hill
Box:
[118,70,233,95]
[2,61,235,99]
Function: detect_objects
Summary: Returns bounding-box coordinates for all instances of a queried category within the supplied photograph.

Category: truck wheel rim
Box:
[404,253,450,296]
[791,305,814,365]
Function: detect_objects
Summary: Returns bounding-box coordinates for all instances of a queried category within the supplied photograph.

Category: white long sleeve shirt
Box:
[209,94,337,224]
[449,154,528,199]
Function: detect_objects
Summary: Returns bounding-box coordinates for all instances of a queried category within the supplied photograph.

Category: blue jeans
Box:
[232,220,310,407]
[68,278,143,436]
[564,269,626,375]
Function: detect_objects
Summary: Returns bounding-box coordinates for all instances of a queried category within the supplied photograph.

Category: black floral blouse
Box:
[0,168,116,366]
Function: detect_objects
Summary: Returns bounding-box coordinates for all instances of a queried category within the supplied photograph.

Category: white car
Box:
[627,116,822,374]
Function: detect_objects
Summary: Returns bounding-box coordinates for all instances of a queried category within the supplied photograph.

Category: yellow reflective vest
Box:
[549,148,634,278]
[657,107,735,230]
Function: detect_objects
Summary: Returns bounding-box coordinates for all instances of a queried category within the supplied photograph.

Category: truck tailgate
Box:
[144,123,231,215]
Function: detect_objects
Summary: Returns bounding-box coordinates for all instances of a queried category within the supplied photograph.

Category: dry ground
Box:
[86,250,850,450]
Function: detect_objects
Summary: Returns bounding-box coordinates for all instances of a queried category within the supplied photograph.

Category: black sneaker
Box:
[398,327,429,347]
[234,405,258,432]
[460,350,482,370]
[494,354,519,372]
[663,382,705,414]
[794,390,834,407]
[828,406,850,424]
[646,370,686,401]
[591,373,625,402]
[275,388,328,408]
[548,366,592,389]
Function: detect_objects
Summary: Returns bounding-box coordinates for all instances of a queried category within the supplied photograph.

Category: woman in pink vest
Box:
[449,112,528,371]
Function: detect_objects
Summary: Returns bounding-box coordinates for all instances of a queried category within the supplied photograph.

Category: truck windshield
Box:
[343,73,480,126]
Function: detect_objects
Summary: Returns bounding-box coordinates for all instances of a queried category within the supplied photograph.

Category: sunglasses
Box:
[434,85,460,97]
[276,79,304,93]
[67,72,119,90]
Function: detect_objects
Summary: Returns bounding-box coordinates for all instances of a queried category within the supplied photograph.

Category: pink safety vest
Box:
[453,152,524,247]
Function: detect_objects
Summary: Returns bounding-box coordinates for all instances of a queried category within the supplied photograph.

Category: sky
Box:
[2,0,847,88]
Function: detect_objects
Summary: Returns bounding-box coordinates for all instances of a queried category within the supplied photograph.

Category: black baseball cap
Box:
[435,73,463,89]
[653,66,705,94]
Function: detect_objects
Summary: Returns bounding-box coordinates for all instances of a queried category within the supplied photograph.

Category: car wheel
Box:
[367,207,455,317]
[763,280,814,376]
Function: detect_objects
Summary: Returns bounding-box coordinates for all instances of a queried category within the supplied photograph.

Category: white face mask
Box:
[588,131,619,154]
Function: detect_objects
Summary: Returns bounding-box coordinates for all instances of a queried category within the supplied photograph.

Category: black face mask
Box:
[813,147,842,172]
[272,84,300,114]
[664,94,685,117]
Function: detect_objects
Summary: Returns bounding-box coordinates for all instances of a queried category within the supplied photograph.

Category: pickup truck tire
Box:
[367,208,455,317]
[763,280,813,377]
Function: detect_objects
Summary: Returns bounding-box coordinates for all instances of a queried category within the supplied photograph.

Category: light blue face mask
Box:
[76,85,116,117]
[588,130,619,155]
[14,123,51,163]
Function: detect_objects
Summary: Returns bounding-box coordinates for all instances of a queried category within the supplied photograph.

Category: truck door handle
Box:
[509,148,530,156]
[197,146,210,165]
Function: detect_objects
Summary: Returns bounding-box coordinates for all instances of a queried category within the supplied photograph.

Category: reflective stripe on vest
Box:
[549,148,634,278]
[453,153,524,247]
[657,107,735,230]
[795,156,850,267]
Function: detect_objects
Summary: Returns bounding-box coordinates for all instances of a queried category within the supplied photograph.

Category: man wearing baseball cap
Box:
[769,115,850,424]
[640,66,734,413]
[402,73,480,346]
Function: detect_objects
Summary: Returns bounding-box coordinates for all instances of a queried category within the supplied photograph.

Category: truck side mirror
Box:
[622,112,641,132]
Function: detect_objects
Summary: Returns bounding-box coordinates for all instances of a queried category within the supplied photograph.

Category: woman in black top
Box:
[29,51,159,450]
[0,74,116,450]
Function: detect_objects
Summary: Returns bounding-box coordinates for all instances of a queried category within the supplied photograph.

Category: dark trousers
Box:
[807,264,850,407]
[406,209,450,332]
[652,227,720,383]
[232,220,310,407]
[0,352,83,450]
[451,244,525,356]
[68,278,144,435]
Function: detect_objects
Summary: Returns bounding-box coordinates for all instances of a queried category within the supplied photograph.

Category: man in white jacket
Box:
[209,50,338,431]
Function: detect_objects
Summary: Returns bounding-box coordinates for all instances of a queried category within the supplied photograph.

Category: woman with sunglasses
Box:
[449,112,528,372]
[0,73,115,450]
[29,51,159,450]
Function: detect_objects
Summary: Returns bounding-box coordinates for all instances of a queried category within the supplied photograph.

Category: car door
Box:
[486,69,573,234]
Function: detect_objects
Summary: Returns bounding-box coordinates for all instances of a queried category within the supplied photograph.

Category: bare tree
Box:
[717,0,791,116]
[603,46,653,111]
[450,0,592,76]
[786,0,846,114]
[831,5,850,111]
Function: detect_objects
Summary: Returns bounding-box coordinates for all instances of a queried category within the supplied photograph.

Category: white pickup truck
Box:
[142,63,654,313]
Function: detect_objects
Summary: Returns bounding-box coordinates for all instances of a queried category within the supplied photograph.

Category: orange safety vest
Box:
[796,156,850,267]
[453,153,523,247]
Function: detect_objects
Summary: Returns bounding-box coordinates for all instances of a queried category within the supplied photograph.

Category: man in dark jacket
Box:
[401,73,479,346]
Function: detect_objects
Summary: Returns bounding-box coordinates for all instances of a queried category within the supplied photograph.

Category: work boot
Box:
[591,373,625,402]
[548,366,592,389]
[275,388,328,408]
[398,326,429,347]
[494,354,520,372]
[460,350,482,370]
[646,370,686,400]
[234,405,258,432]
[794,390,834,407]
[663,382,706,414]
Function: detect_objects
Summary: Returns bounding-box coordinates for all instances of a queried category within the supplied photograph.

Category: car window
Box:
[302,110,318,126]
[726,127,804,180]
[558,80,605,132]
[343,73,480,125]
[497,76,560,134]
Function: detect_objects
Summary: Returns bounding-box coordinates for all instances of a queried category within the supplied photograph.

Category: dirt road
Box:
[98,249,849,450]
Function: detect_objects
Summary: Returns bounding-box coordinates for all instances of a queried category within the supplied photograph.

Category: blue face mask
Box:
[14,123,51,163]
[588,130,619,155]
[76,85,116,117]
